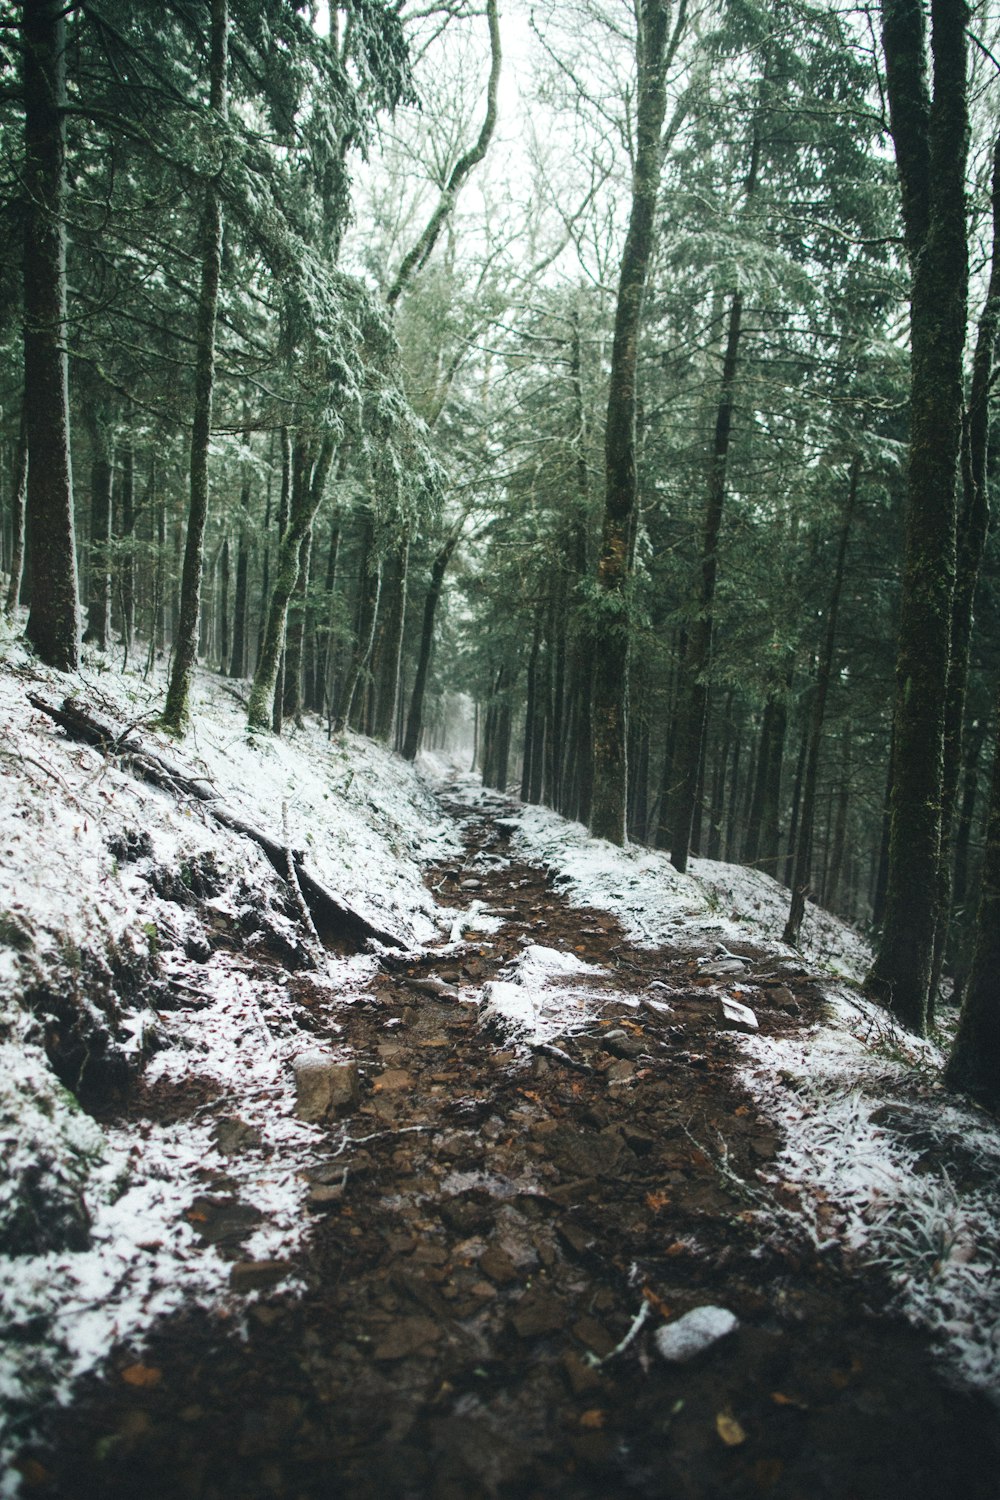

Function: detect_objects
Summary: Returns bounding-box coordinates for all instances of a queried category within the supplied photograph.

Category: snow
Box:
[736,989,1000,1399]
[0,634,460,1489]
[479,943,608,1044]
[498,795,872,981]
[654,1306,740,1363]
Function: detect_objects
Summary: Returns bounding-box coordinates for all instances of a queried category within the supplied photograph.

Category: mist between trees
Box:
[2,0,1000,1104]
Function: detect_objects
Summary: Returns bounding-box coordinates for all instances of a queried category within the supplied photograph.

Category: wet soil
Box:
[20,783,1000,1498]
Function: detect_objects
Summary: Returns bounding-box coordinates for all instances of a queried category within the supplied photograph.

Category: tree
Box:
[866,0,970,1034]
[161,0,229,733]
[590,0,680,843]
[22,0,80,670]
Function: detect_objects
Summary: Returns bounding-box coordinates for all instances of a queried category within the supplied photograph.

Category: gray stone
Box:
[292,1051,360,1122]
[654,1305,739,1363]
[715,997,759,1033]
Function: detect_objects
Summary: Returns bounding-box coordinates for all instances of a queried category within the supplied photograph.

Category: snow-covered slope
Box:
[0,632,458,1490]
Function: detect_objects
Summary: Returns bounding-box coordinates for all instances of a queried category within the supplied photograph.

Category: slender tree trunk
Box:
[120,440,135,659]
[4,410,27,616]
[667,290,744,872]
[81,412,112,650]
[283,524,312,725]
[867,0,970,1032]
[229,475,251,677]
[22,0,79,670]
[162,0,228,731]
[784,459,860,946]
[248,434,334,734]
[371,537,408,741]
[590,0,673,843]
[402,531,459,760]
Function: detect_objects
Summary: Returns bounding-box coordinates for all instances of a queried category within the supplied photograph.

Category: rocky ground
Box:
[16,780,1000,1499]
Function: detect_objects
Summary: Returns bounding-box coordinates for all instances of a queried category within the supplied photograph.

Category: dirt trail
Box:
[25,781,1000,1498]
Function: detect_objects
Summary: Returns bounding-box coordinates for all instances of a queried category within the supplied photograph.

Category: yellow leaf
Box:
[715,1412,746,1447]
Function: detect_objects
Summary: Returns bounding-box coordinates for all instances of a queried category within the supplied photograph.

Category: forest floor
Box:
[17,774,1000,1500]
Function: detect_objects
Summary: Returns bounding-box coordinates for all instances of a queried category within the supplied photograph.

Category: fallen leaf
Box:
[121,1363,162,1389]
[771,1391,808,1410]
[716,1412,746,1447]
[579,1409,607,1430]
[645,1190,671,1213]
[641,1285,671,1318]
[734,1104,750,1117]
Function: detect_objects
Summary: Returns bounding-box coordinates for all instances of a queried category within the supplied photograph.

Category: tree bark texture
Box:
[22,0,80,670]
[3,411,27,616]
[867,0,969,1033]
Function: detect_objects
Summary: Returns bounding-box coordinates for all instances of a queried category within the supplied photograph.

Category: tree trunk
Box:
[3,409,27,616]
[162,0,228,732]
[590,0,673,844]
[867,0,969,1032]
[784,457,860,946]
[229,474,251,677]
[370,537,408,741]
[667,289,744,872]
[22,0,79,670]
[945,693,1000,1108]
[248,434,335,734]
[929,127,1000,1013]
[120,440,136,659]
[402,531,460,760]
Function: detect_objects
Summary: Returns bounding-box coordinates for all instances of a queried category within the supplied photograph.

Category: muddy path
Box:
[24,782,1000,1498]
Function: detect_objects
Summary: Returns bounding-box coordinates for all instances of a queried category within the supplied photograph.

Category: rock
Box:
[307,1183,345,1209]
[605,1060,636,1084]
[229,1260,289,1292]
[372,1315,441,1361]
[374,1067,413,1093]
[654,1306,739,1363]
[699,958,748,977]
[479,1245,519,1285]
[573,1315,617,1359]
[404,976,459,1000]
[602,1028,645,1061]
[562,1351,602,1395]
[292,1052,359,1121]
[511,1288,567,1338]
[213,1117,262,1155]
[716,997,759,1033]
[547,1125,625,1179]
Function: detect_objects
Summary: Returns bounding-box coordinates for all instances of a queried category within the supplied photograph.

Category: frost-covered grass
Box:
[737,991,1000,1400]
[486,786,871,981]
[0,632,459,1490]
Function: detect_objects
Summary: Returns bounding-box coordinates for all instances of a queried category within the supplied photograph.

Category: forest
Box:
[2,0,1000,1494]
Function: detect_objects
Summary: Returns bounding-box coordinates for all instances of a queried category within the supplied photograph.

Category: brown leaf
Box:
[716,1412,747,1447]
[641,1285,671,1319]
[121,1363,162,1389]
[579,1409,607,1430]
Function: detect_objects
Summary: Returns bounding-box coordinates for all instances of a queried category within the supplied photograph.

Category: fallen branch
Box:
[28,693,405,952]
